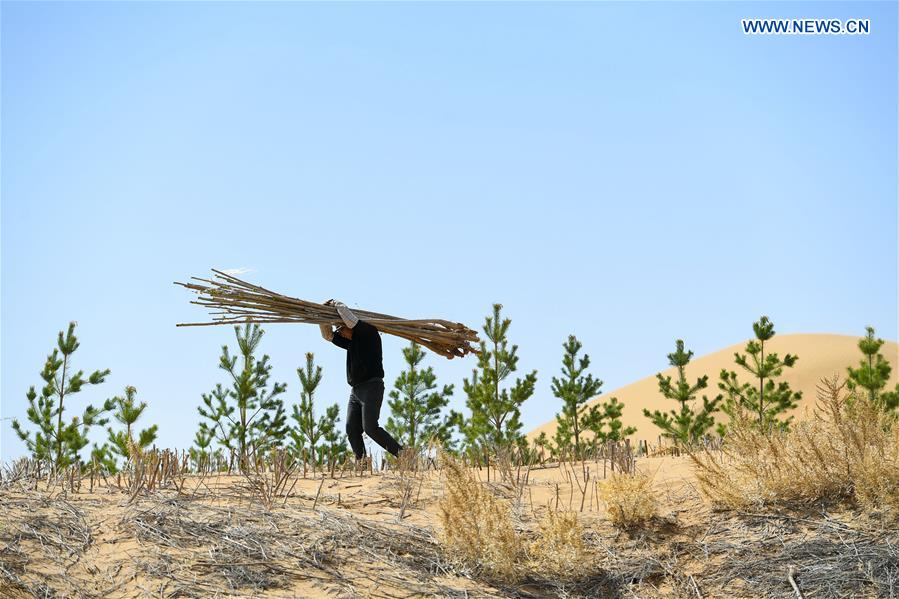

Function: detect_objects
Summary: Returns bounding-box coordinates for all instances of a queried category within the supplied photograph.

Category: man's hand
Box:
[322,298,357,328]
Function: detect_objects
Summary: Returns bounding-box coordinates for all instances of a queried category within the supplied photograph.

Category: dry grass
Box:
[691,374,899,513]
[437,452,601,589]
[437,452,521,582]
[528,508,587,580]
[599,470,659,529]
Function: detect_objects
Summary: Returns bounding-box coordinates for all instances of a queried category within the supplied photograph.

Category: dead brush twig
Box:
[608,440,637,475]
[587,530,666,595]
[384,448,422,521]
[0,492,94,599]
[119,442,192,501]
[0,544,46,599]
[492,446,532,508]
[121,492,497,597]
[125,496,294,592]
[691,510,899,598]
[0,458,46,491]
[240,448,299,509]
[560,459,593,512]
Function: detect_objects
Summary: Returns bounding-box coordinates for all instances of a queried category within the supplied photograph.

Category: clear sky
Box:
[2,1,896,461]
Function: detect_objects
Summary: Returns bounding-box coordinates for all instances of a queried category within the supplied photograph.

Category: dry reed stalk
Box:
[175,269,480,359]
[493,447,531,507]
[241,448,298,509]
[561,460,592,512]
[120,442,190,501]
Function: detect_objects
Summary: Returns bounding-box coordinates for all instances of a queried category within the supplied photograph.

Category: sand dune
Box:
[528,333,899,443]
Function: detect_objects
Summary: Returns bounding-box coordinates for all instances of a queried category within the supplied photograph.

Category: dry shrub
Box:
[241,449,298,509]
[387,448,421,521]
[691,375,899,512]
[437,452,520,581]
[599,470,658,529]
[528,508,587,580]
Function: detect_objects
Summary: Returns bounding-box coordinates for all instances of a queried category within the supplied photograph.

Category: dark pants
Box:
[346,378,402,459]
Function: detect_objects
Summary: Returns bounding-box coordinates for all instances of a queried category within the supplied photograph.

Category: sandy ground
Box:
[528,333,899,443]
[2,454,895,598]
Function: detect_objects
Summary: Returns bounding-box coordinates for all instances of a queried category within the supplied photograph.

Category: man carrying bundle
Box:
[320,300,404,462]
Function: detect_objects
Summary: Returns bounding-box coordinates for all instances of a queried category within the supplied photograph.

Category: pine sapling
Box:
[581,396,635,453]
[387,341,455,451]
[531,431,550,463]
[644,340,721,445]
[12,322,113,473]
[190,426,216,470]
[319,403,347,470]
[289,352,343,471]
[551,335,605,461]
[847,326,899,413]
[105,386,159,470]
[196,324,288,470]
[460,304,537,455]
[718,316,801,433]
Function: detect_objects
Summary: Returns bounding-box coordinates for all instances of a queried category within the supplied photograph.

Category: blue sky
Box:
[2,1,896,460]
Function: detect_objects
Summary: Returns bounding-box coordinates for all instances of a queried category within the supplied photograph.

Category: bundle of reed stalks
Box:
[174,270,479,359]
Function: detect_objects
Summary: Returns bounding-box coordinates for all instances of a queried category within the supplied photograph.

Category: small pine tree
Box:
[96,386,159,472]
[196,384,228,460]
[644,340,721,444]
[12,322,113,472]
[581,396,635,453]
[319,403,347,468]
[460,304,537,454]
[289,352,323,467]
[441,409,468,455]
[718,316,801,433]
[550,335,605,460]
[847,326,899,413]
[289,352,344,470]
[532,431,550,462]
[386,342,455,450]
[88,443,116,474]
[197,324,288,469]
[190,426,216,469]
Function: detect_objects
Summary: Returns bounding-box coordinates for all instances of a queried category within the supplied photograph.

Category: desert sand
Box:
[4,451,893,598]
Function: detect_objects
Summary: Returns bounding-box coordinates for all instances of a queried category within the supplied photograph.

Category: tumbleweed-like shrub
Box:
[691,375,899,513]
[528,507,587,580]
[599,471,658,529]
[437,452,520,582]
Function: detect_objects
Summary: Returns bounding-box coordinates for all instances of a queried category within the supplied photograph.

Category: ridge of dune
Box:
[527,333,899,442]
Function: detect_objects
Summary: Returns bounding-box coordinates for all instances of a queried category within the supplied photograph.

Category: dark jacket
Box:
[331,320,384,386]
